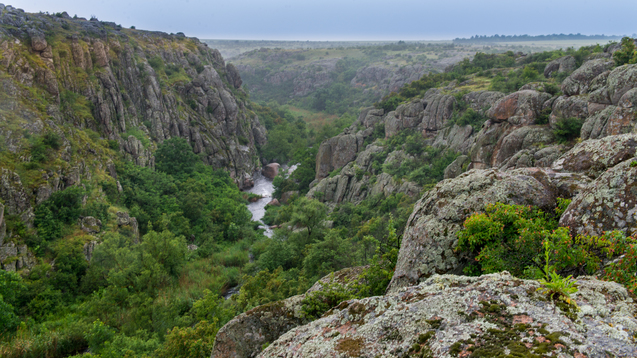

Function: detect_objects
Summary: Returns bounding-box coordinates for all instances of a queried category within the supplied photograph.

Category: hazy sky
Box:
[7,0,637,41]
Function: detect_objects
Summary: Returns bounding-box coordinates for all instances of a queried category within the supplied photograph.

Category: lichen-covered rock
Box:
[581,105,637,140]
[544,55,576,78]
[549,95,589,127]
[388,168,559,292]
[212,295,308,358]
[562,59,614,96]
[607,64,637,105]
[487,90,551,126]
[357,107,385,129]
[260,272,637,358]
[211,267,368,358]
[462,90,504,112]
[552,134,637,178]
[432,124,474,154]
[0,168,30,216]
[560,157,637,236]
[443,155,469,179]
[493,126,555,167]
[469,122,512,168]
[225,63,242,89]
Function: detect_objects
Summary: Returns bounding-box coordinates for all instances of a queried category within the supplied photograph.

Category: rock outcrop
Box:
[211,267,368,358]
[544,55,576,78]
[0,6,266,191]
[552,134,637,178]
[388,167,587,292]
[560,157,637,237]
[562,59,614,96]
[260,272,637,358]
[487,90,551,126]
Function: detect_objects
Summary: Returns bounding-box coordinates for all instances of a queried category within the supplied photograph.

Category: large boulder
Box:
[384,100,426,138]
[315,132,362,180]
[607,64,637,105]
[358,107,385,129]
[388,168,559,292]
[549,95,589,127]
[492,126,555,167]
[561,59,614,96]
[211,267,368,358]
[262,163,280,179]
[462,90,505,111]
[581,105,637,140]
[560,157,637,236]
[421,89,455,131]
[487,90,551,126]
[543,55,576,78]
[260,273,637,358]
[552,134,637,178]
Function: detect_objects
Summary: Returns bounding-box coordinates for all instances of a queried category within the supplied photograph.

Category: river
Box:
[245,164,297,238]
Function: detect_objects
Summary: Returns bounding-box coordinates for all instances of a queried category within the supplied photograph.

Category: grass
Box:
[285,106,340,129]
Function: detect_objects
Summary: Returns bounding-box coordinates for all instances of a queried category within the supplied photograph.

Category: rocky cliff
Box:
[0,5,266,189]
[0,5,267,270]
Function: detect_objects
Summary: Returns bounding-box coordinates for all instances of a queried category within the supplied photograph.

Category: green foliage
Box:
[148,56,164,71]
[613,37,637,66]
[537,240,578,305]
[456,202,636,285]
[234,268,308,311]
[34,186,85,242]
[123,127,150,147]
[449,108,489,130]
[0,271,25,334]
[552,117,583,143]
[301,274,356,319]
[155,137,201,177]
[30,132,62,163]
[357,218,401,296]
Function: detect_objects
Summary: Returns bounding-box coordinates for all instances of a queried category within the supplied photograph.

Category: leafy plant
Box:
[552,117,583,143]
[537,240,579,309]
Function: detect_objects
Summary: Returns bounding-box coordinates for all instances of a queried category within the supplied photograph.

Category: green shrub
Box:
[552,117,583,143]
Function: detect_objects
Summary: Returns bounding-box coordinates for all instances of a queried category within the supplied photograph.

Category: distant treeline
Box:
[453,33,627,43]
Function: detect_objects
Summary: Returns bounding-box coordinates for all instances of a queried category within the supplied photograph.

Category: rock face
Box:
[560,157,637,236]
[388,168,569,292]
[262,163,280,179]
[315,131,363,179]
[561,59,614,96]
[0,7,266,190]
[211,267,368,358]
[260,272,637,358]
[544,55,576,78]
[552,134,637,178]
[487,90,551,126]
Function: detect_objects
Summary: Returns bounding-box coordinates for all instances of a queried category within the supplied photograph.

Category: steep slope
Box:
[0,4,266,195]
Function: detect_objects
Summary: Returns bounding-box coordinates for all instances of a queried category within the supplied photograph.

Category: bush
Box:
[552,117,583,143]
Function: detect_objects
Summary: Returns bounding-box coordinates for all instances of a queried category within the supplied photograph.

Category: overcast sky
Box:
[7,0,637,41]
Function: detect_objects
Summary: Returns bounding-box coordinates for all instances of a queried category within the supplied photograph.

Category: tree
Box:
[0,270,25,333]
[155,137,201,176]
[287,197,327,240]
